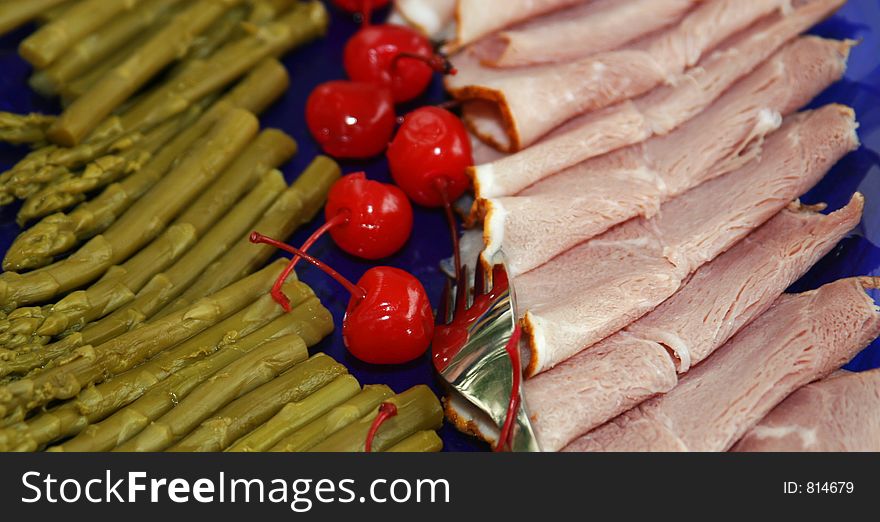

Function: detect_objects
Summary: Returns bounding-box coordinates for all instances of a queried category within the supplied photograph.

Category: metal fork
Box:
[432,257,540,452]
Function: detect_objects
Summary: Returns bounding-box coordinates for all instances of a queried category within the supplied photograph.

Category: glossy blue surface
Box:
[0,1,878,452]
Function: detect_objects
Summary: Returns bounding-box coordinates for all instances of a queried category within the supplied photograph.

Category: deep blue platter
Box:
[0,1,878,452]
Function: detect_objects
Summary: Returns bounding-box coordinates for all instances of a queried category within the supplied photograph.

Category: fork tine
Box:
[455,264,469,315]
[474,256,486,297]
[438,277,453,325]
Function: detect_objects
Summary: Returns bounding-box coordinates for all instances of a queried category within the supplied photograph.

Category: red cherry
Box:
[325,172,413,259]
[387,106,473,207]
[305,80,396,158]
[266,173,412,311]
[332,0,389,14]
[344,24,453,103]
[343,266,434,364]
[250,233,434,365]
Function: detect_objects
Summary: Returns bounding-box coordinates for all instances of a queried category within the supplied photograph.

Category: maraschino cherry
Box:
[268,172,413,311]
[305,80,396,158]
[250,232,434,365]
[344,24,455,103]
[387,106,473,277]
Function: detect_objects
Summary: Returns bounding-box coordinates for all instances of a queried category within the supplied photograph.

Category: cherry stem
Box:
[494,324,523,452]
[365,402,398,452]
[250,231,367,303]
[360,0,373,27]
[269,211,351,312]
[390,52,457,76]
[434,177,462,285]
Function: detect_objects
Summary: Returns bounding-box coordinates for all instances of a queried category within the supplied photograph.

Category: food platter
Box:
[0,1,878,453]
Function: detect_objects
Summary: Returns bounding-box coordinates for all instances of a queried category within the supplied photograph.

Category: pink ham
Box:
[391,0,456,39]
[450,0,586,51]
[469,0,846,195]
[732,368,880,452]
[469,0,700,68]
[447,0,788,151]
[482,36,850,277]
[516,105,859,377]
[565,278,880,452]
[525,196,864,451]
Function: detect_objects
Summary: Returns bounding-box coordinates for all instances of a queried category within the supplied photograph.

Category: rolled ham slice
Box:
[450,0,585,51]
[517,105,859,377]
[525,196,864,451]
[469,0,845,190]
[392,0,456,40]
[483,36,850,277]
[448,0,788,151]
[732,368,880,452]
[565,277,880,452]
[469,0,700,68]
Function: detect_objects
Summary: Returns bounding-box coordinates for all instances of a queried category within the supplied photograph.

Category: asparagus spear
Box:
[386,431,443,452]
[113,0,328,141]
[160,155,341,315]
[35,0,78,25]
[3,59,289,271]
[0,0,71,37]
[19,0,142,68]
[0,112,56,144]
[76,171,288,346]
[227,374,361,452]
[46,0,243,146]
[310,386,444,452]
[170,4,248,78]
[0,109,258,310]
[167,354,348,452]
[248,0,298,24]
[17,106,199,224]
[0,259,285,419]
[117,333,310,452]
[269,385,395,452]
[29,0,182,97]
[3,287,329,452]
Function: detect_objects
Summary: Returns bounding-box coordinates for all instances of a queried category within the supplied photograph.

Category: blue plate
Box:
[0,1,878,452]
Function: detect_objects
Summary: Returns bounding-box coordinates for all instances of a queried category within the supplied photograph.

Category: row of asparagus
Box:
[0,0,328,225]
[0,261,443,452]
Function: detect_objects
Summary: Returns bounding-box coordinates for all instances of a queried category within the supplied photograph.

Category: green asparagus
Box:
[35,0,78,25]
[113,1,328,141]
[76,171,288,346]
[16,106,199,224]
[269,385,395,452]
[3,59,288,272]
[0,0,68,35]
[46,0,243,146]
[23,129,295,341]
[117,333,310,451]
[227,374,360,452]
[29,0,182,97]
[169,354,347,452]
[310,386,444,452]
[0,109,258,309]
[169,4,248,78]
[19,0,142,68]
[2,286,329,452]
[159,155,340,316]
[0,259,285,419]
[248,0,298,24]
[386,431,443,452]
[0,112,56,144]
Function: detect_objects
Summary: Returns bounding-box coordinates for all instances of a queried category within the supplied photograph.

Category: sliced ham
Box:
[516,105,859,377]
[565,278,880,452]
[469,0,846,194]
[482,36,850,277]
[732,368,880,452]
[450,0,586,51]
[525,196,864,451]
[448,0,788,151]
[469,0,699,68]
[392,0,456,39]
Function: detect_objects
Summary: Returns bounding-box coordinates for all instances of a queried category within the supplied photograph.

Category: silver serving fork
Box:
[433,257,540,452]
